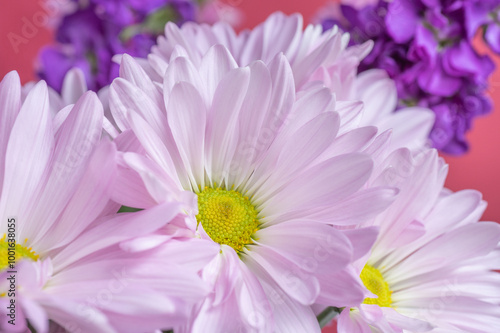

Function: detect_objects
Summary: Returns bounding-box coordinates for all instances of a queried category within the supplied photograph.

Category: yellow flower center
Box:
[360,264,393,307]
[196,187,260,252]
[0,236,39,270]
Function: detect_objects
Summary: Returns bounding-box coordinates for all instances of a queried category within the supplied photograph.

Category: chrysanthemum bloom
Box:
[336,148,500,332]
[146,11,434,152]
[0,71,215,332]
[107,34,408,329]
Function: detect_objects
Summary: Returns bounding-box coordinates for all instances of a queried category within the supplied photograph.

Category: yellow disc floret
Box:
[196,187,259,252]
[360,264,393,307]
[0,235,39,270]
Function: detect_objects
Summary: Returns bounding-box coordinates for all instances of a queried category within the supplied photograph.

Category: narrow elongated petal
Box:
[167,82,207,186]
[25,91,103,243]
[52,202,182,270]
[0,71,21,189]
[0,81,53,232]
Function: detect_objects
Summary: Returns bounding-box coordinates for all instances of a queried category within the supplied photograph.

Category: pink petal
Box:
[123,152,183,203]
[119,54,163,108]
[308,187,397,226]
[239,23,265,66]
[228,61,272,188]
[190,292,243,333]
[0,71,21,191]
[259,54,295,146]
[60,68,88,105]
[52,105,73,133]
[0,81,53,235]
[20,297,48,333]
[289,85,336,134]
[337,308,372,333]
[252,112,340,199]
[273,112,340,177]
[35,141,116,251]
[245,246,321,305]
[390,219,426,248]
[316,268,367,307]
[261,153,373,219]
[246,257,322,333]
[373,149,445,254]
[25,91,103,244]
[167,81,207,187]
[335,101,364,134]
[261,12,302,64]
[39,296,114,333]
[164,22,202,64]
[206,67,250,185]
[110,78,169,143]
[343,227,379,261]
[319,126,378,161]
[293,29,337,88]
[199,44,238,100]
[255,221,353,274]
[52,202,182,270]
[356,70,397,126]
[119,234,172,253]
[163,55,206,107]
[377,107,434,151]
[425,190,484,235]
[113,129,144,153]
[127,111,181,185]
[392,222,500,281]
[236,256,275,331]
[111,155,158,209]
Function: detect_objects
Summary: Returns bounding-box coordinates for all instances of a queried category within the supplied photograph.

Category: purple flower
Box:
[320,0,498,155]
[385,0,421,43]
[38,0,199,93]
[465,0,500,53]
[39,7,112,92]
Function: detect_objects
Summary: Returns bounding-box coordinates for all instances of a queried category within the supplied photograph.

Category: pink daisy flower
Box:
[107,37,404,330]
[336,148,500,332]
[0,71,214,332]
[143,11,434,152]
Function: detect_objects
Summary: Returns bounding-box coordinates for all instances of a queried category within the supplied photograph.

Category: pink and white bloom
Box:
[144,11,434,152]
[336,147,500,332]
[0,71,213,332]
[106,34,406,329]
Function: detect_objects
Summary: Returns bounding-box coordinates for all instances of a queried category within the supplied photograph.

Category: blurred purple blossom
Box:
[37,0,199,92]
[319,0,499,155]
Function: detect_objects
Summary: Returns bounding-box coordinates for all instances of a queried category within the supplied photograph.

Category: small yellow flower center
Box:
[196,187,260,252]
[0,236,39,270]
[360,265,393,307]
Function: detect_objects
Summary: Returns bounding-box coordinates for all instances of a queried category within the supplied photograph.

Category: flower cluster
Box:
[37,0,224,93]
[318,0,500,155]
[2,12,499,333]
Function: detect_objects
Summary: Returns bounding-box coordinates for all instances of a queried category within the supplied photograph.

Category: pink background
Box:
[0,0,498,331]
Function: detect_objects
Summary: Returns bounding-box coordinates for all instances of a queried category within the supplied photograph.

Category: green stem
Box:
[117,205,143,213]
[317,306,342,328]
